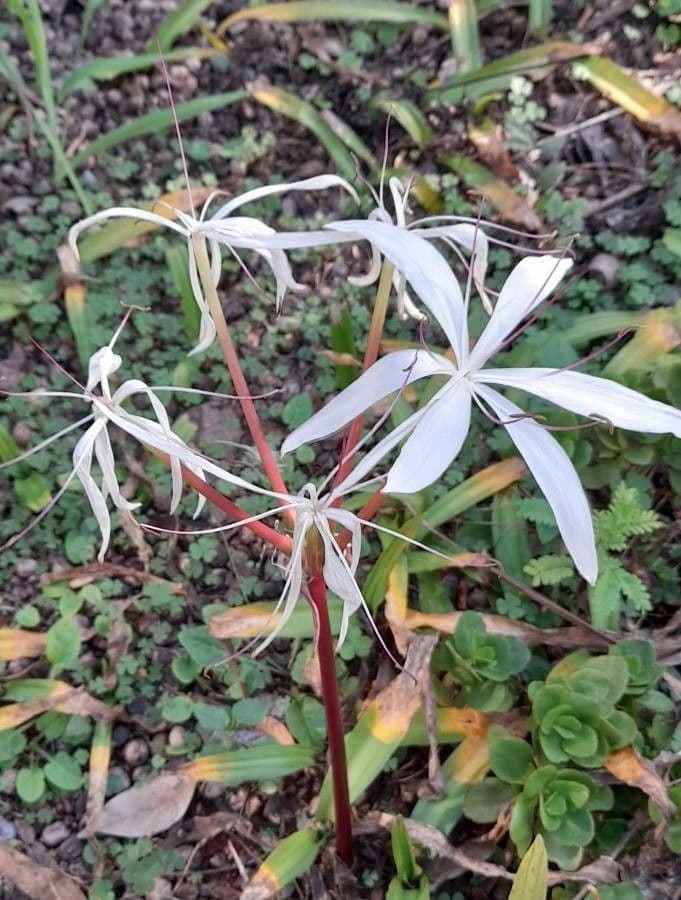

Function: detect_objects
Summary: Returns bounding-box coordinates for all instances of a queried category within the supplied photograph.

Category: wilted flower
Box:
[68,175,358,354]
[282,221,681,583]
[1,334,272,560]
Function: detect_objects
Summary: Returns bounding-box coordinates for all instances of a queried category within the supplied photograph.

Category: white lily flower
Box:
[68,175,358,355]
[228,174,493,322]
[281,221,681,584]
[1,339,277,561]
[147,438,466,655]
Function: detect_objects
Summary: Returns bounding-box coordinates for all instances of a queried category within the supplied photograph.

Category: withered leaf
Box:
[0,844,87,900]
[94,773,196,837]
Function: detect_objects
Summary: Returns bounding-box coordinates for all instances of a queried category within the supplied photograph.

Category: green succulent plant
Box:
[433,611,530,711]
[509,764,614,870]
[529,654,638,768]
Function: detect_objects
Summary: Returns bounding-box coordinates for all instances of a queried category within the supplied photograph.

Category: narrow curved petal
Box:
[477,367,681,437]
[93,428,139,511]
[68,207,188,259]
[384,380,472,494]
[331,411,424,498]
[470,256,572,368]
[187,239,217,355]
[325,219,469,364]
[201,226,347,251]
[281,348,453,455]
[318,517,364,649]
[73,422,111,561]
[475,384,597,583]
[413,223,489,295]
[211,175,359,220]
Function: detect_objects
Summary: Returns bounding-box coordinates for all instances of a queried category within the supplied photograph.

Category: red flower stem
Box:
[180,464,292,556]
[191,233,291,508]
[308,573,353,865]
[334,261,394,490]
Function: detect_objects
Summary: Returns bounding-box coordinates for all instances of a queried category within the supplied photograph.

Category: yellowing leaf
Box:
[83,722,112,838]
[183,744,316,784]
[605,746,675,817]
[315,635,437,820]
[449,734,490,784]
[217,0,449,35]
[509,835,548,900]
[402,707,489,746]
[576,56,681,137]
[242,830,322,900]
[0,627,46,661]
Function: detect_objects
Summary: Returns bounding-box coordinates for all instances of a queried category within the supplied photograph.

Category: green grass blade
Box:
[528,0,552,39]
[429,41,586,103]
[166,245,201,343]
[32,115,92,214]
[217,0,449,35]
[320,108,377,168]
[372,93,433,148]
[449,0,482,73]
[249,85,357,180]
[8,0,58,134]
[81,0,106,39]
[70,90,248,168]
[59,47,216,99]
[364,458,526,611]
[150,0,215,51]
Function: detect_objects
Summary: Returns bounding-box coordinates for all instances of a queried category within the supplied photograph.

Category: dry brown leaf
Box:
[605,746,675,818]
[0,843,87,900]
[257,715,295,746]
[93,773,196,837]
[0,627,46,661]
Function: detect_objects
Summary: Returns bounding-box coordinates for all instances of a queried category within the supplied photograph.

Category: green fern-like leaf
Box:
[523,555,575,587]
[517,497,556,527]
[588,557,651,630]
[594,483,662,552]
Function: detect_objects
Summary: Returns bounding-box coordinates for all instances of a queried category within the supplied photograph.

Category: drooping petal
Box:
[470,256,572,368]
[86,346,122,394]
[384,379,472,494]
[72,421,112,561]
[210,174,359,220]
[474,384,597,583]
[93,427,139,511]
[325,219,470,364]
[254,512,310,655]
[413,223,489,299]
[68,207,188,259]
[476,367,681,438]
[187,239,217,355]
[99,402,283,502]
[281,348,453,455]
[317,517,364,649]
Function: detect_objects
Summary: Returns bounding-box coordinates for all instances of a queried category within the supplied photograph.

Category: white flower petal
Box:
[94,428,138,511]
[68,207,188,259]
[470,256,572,368]
[413,223,489,292]
[318,518,364,649]
[384,380,472,494]
[475,384,597,583]
[73,422,112,561]
[281,348,453,455]
[210,175,359,220]
[325,219,469,364]
[187,239,217,355]
[477,367,681,437]
[331,412,423,498]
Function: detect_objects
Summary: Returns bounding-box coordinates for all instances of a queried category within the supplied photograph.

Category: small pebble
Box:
[57,835,83,862]
[0,816,16,841]
[122,738,149,767]
[1,770,17,794]
[41,821,69,847]
[15,558,37,578]
[168,726,186,748]
[200,781,225,800]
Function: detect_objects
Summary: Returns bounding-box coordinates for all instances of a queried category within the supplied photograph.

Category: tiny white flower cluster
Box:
[5,173,681,648]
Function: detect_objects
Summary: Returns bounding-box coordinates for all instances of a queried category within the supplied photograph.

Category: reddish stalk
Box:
[191,233,290,504]
[307,573,354,865]
[334,261,394,489]
[179,464,292,555]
